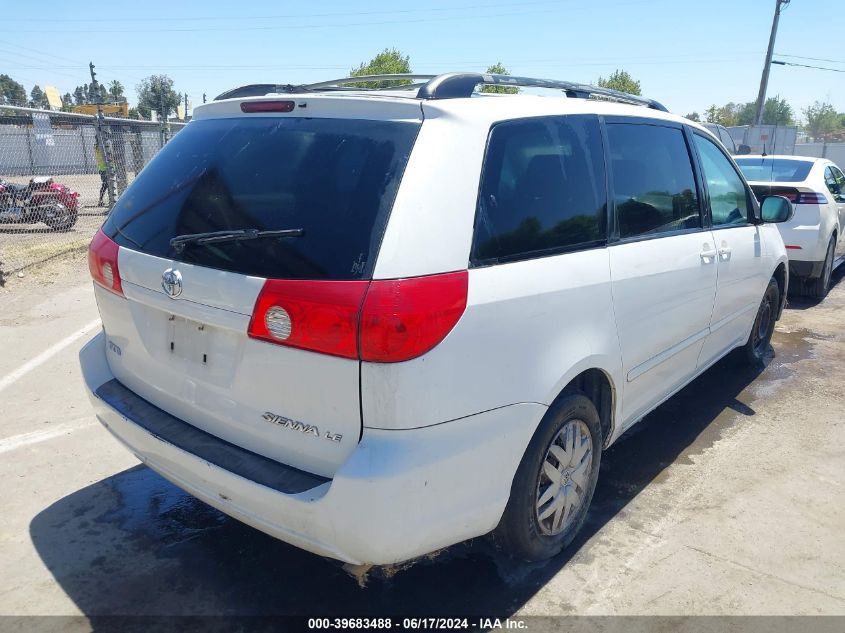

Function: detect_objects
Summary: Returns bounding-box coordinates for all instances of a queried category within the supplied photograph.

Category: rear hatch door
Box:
[96,99,421,478]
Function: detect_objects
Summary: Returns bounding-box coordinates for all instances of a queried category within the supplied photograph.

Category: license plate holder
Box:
[167,314,211,365]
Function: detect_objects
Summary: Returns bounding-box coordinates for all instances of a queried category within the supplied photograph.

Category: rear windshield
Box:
[735,158,813,183]
[103,116,420,280]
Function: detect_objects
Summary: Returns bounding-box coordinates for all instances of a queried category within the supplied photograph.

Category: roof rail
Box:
[213,72,668,112]
[304,74,435,90]
[416,73,668,111]
[214,75,435,101]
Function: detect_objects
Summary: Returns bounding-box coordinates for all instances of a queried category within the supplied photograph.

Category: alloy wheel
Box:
[535,419,593,536]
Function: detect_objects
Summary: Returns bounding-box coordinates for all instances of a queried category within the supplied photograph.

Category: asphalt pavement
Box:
[0,260,843,620]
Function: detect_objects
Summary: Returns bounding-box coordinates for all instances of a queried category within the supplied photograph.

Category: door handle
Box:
[700,246,717,263]
[718,246,732,260]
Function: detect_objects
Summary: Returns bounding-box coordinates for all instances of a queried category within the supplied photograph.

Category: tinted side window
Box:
[606,124,700,239]
[718,128,736,153]
[833,166,845,195]
[824,167,841,196]
[472,115,607,264]
[693,133,750,227]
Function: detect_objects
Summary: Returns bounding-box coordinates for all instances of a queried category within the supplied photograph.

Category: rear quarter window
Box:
[735,158,813,183]
[471,115,608,265]
[103,116,420,280]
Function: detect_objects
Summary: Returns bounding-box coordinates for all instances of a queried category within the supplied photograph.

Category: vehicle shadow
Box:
[29,344,797,619]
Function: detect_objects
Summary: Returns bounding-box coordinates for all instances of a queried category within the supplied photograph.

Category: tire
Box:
[741,277,780,367]
[805,236,835,300]
[495,393,602,562]
[42,203,77,231]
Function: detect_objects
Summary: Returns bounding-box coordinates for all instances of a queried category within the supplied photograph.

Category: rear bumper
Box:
[80,331,544,565]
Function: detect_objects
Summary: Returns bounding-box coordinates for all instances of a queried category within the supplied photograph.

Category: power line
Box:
[0,0,563,22]
[772,60,845,73]
[776,53,845,65]
[0,2,653,35]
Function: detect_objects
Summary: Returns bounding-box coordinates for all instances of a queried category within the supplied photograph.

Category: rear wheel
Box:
[741,277,780,367]
[805,236,835,300]
[43,203,77,231]
[495,393,602,562]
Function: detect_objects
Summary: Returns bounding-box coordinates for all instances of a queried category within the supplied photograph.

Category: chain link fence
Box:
[0,105,184,282]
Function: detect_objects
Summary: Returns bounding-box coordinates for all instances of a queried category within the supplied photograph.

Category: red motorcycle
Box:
[0,176,79,231]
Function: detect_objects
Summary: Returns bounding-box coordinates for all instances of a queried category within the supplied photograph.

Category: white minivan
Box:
[80,73,793,566]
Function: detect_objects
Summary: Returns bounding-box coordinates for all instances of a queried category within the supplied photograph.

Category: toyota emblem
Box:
[161,268,183,298]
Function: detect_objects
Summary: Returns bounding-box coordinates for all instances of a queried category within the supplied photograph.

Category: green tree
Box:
[704,103,743,126]
[481,62,519,94]
[0,74,27,106]
[29,85,48,109]
[108,80,124,100]
[685,111,701,122]
[736,102,757,126]
[803,101,840,140]
[349,48,412,88]
[73,85,89,105]
[136,74,181,120]
[596,69,641,96]
[61,92,73,111]
[705,97,794,127]
[761,95,794,126]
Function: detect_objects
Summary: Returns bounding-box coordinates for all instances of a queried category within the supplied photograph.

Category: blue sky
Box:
[1,0,843,120]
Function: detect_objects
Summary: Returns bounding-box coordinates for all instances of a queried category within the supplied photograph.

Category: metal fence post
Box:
[79,127,89,173]
[25,126,35,175]
[89,61,117,208]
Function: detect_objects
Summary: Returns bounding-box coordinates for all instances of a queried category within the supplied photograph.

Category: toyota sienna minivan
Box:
[80,72,793,566]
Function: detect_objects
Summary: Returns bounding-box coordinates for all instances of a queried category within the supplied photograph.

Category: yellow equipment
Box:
[72,103,129,118]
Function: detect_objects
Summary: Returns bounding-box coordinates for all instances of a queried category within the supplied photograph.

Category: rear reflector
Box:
[248,271,469,363]
[240,101,296,113]
[785,245,802,250]
[88,229,124,296]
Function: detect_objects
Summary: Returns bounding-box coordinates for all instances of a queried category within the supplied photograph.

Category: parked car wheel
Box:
[805,236,835,300]
[495,393,602,562]
[742,277,780,366]
[43,203,77,232]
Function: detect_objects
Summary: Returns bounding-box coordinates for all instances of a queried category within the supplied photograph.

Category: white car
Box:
[736,155,845,298]
[80,73,793,566]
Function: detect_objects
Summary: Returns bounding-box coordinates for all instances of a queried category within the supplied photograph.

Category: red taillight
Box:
[795,192,828,205]
[240,101,296,113]
[248,280,368,359]
[88,229,123,296]
[248,271,469,363]
[360,271,468,363]
[785,245,802,250]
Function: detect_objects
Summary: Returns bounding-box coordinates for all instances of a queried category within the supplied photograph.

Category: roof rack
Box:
[214,75,434,101]
[416,73,669,111]
[214,72,668,112]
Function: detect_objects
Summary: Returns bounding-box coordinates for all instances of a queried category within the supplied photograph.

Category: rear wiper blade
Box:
[170,228,304,253]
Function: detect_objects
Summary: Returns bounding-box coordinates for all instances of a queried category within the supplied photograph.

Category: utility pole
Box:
[159,93,167,146]
[184,93,189,121]
[203,93,207,104]
[89,61,116,208]
[753,0,790,126]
